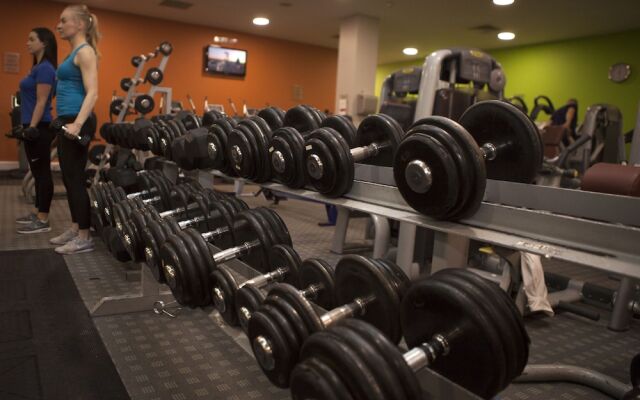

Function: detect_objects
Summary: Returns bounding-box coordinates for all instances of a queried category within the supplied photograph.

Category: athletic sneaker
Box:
[16,213,37,224]
[49,228,78,245]
[17,219,51,234]
[55,237,94,255]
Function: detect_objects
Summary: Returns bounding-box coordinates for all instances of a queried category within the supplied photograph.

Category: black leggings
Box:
[23,122,55,213]
[57,115,96,230]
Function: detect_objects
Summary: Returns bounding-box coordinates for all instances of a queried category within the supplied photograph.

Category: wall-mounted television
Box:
[203,45,247,77]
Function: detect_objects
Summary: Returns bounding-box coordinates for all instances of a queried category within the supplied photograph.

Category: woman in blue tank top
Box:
[15,28,57,235]
[49,4,101,255]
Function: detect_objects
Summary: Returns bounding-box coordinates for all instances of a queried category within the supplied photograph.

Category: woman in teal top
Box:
[49,4,100,255]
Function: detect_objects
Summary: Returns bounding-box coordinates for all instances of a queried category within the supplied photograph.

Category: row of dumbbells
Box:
[89,167,530,399]
[124,100,543,221]
[138,193,530,399]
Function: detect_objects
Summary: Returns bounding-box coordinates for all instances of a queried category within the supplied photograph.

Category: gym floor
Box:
[1,175,637,400]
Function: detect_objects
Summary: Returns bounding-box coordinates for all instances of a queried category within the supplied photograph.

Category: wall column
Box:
[334,15,379,124]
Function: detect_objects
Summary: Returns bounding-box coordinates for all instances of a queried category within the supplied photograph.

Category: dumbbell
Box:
[159,207,292,307]
[135,190,247,279]
[270,106,356,189]
[50,115,97,146]
[149,112,201,160]
[92,171,187,226]
[122,183,228,259]
[211,244,335,331]
[226,114,278,182]
[393,100,543,220]
[173,110,277,172]
[100,180,202,262]
[248,254,410,387]
[145,67,163,86]
[290,268,530,400]
[304,113,404,197]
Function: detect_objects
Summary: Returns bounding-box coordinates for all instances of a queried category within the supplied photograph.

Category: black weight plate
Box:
[183,228,215,301]
[330,324,405,400]
[460,100,540,184]
[143,219,167,282]
[412,117,483,220]
[401,271,505,399]
[235,284,267,334]
[121,221,141,262]
[298,330,386,400]
[334,255,401,344]
[341,318,422,400]
[255,207,292,247]
[321,115,357,148]
[231,210,270,273]
[177,231,210,307]
[304,105,325,127]
[269,244,301,287]
[284,105,319,133]
[356,114,403,166]
[207,201,236,249]
[108,227,131,262]
[410,117,473,220]
[260,303,300,386]
[290,357,355,400]
[227,126,256,179]
[447,268,529,386]
[304,136,338,195]
[393,130,460,219]
[317,128,355,197]
[247,309,294,388]
[374,259,411,303]
[159,241,190,305]
[166,233,203,307]
[283,127,308,188]
[264,294,310,346]
[208,124,228,170]
[299,259,334,310]
[269,283,323,334]
[434,270,510,393]
[246,118,272,182]
[270,128,301,187]
[246,210,276,272]
[258,107,284,131]
[211,265,239,325]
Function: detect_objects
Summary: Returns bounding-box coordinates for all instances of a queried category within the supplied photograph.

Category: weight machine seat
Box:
[379,101,415,131]
[432,88,474,122]
[581,163,640,197]
[540,125,569,159]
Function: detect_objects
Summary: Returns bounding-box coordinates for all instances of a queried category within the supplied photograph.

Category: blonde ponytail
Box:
[66,5,101,56]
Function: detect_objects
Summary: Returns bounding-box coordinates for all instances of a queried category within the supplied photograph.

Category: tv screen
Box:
[204,46,247,77]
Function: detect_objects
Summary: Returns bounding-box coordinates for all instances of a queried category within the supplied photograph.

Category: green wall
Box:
[376,29,640,133]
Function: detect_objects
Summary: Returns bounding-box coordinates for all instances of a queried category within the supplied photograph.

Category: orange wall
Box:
[0,0,338,161]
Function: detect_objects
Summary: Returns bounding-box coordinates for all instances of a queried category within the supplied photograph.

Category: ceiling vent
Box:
[469,24,501,33]
[159,0,193,10]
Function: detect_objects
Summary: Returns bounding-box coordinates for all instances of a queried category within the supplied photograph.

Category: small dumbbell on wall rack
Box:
[290,268,530,400]
[393,100,543,220]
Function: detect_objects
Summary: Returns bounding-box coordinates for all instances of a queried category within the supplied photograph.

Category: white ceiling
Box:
[54,0,640,64]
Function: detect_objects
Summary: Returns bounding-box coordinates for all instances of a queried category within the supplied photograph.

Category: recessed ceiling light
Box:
[253,17,270,26]
[497,31,515,40]
[493,0,515,5]
[403,47,418,56]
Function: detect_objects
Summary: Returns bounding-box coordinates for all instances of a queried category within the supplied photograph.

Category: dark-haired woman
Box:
[16,28,57,234]
[49,4,100,254]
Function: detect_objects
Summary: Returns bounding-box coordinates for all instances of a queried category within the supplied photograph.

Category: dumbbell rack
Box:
[165,160,640,331]
[90,262,177,316]
[92,49,173,186]
[203,242,485,400]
